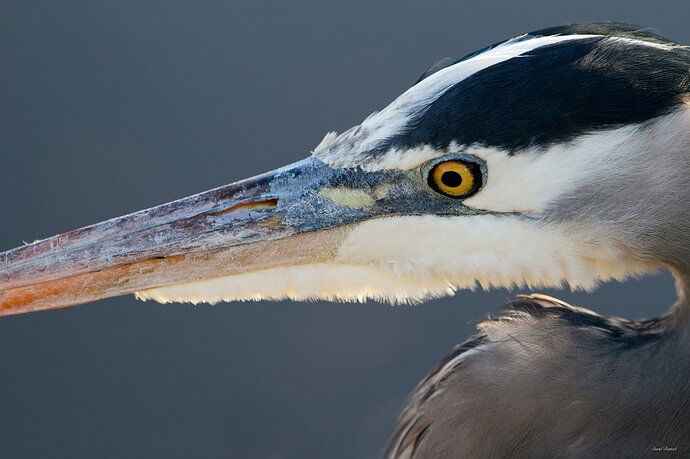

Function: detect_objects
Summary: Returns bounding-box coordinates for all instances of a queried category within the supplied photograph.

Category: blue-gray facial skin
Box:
[266,154,491,234]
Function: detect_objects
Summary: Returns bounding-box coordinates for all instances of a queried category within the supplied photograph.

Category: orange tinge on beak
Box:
[0,228,345,316]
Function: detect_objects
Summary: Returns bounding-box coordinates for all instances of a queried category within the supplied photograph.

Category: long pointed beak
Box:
[0,157,425,316]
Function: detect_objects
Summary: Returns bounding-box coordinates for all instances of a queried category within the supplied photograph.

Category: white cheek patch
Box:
[462,124,640,213]
[136,215,656,305]
[464,106,690,214]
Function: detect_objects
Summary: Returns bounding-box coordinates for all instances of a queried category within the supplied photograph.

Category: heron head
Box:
[3,23,690,314]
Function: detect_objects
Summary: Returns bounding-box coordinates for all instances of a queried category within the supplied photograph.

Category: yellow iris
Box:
[430,161,476,197]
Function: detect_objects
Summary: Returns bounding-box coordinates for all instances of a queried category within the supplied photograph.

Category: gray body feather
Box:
[388,295,690,457]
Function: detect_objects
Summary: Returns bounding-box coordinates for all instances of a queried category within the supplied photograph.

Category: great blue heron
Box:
[1,22,688,456]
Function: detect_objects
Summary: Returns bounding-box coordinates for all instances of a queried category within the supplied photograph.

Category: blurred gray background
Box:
[1,1,688,458]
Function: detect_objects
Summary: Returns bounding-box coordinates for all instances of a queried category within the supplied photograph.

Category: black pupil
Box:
[441,170,462,188]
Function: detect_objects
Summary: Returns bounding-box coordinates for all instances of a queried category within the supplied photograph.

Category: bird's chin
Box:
[135,263,458,305]
[135,214,660,305]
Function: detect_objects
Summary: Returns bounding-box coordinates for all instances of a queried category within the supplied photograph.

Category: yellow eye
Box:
[428,160,482,198]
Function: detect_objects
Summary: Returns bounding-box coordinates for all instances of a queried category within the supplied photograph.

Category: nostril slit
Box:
[212,198,279,216]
